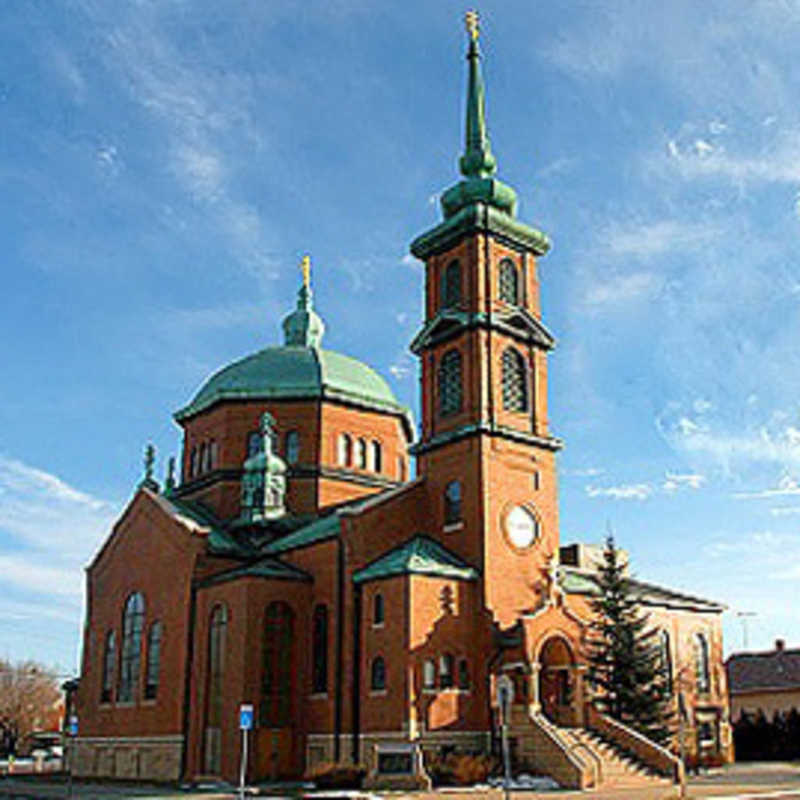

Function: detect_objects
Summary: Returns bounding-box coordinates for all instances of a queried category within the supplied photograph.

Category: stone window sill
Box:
[308,693,329,701]
[443,521,464,533]
[369,689,388,697]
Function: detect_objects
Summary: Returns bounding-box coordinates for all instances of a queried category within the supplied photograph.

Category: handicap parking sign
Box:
[68,715,78,736]
[239,703,254,731]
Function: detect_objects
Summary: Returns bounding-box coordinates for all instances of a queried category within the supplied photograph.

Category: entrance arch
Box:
[538,636,575,726]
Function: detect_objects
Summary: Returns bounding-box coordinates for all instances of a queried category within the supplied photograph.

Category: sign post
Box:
[66,715,78,799]
[496,675,514,800]
[239,704,254,800]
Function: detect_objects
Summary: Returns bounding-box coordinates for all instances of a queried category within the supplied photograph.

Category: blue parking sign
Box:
[68,716,78,736]
[239,703,254,731]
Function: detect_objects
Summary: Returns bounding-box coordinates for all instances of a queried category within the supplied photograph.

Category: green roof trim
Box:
[198,557,312,588]
[175,346,415,439]
[261,513,341,555]
[410,202,550,261]
[165,496,256,558]
[353,535,479,584]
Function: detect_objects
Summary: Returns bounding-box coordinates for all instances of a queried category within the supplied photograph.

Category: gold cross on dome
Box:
[301,254,311,288]
[465,10,479,41]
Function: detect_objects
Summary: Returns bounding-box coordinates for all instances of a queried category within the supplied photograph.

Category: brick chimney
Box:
[776,638,785,652]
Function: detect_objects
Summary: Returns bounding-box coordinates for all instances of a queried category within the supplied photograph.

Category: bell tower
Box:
[409,13,563,627]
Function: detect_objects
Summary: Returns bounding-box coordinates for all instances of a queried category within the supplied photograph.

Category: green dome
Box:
[175,346,413,435]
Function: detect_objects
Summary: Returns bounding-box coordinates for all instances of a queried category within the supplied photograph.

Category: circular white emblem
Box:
[506,505,538,549]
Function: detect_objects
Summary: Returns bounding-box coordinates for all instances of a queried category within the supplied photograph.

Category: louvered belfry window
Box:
[438,349,463,417]
[502,348,528,412]
[498,259,519,305]
[441,260,462,309]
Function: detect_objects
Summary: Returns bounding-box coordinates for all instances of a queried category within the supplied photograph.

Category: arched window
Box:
[441,260,462,309]
[423,659,436,689]
[118,592,145,702]
[145,621,163,700]
[204,604,227,774]
[695,632,711,693]
[190,447,198,478]
[439,654,454,689]
[261,602,294,726]
[498,259,519,305]
[502,348,528,412]
[373,593,385,626]
[458,658,470,690]
[357,438,368,469]
[371,656,386,691]
[311,605,328,694]
[101,631,115,703]
[247,431,261,458]
[338,434,353,467]
[438,350,463,417]
[659,629,673,694]
[444,480,462,525]
[285,430,300,465]
[371,441,382,473]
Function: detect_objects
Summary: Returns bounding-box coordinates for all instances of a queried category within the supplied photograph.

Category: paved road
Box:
[2,763,800,800]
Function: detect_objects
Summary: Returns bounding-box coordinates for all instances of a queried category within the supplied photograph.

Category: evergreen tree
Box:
[585,534,674,744]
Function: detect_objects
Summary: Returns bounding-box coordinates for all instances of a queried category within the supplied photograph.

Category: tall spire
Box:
[440,12,518,219]
[459,11,496,179]
[282,254,325,348]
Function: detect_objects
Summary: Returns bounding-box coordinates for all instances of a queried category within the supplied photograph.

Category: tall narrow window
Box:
[209,440,218,469]
[695,632,711,693]
[441,260,462,309]
[371,656,386,691]
[338,434,353,467]
[457,658,470,690]
[145,621,163,700]
[101,631,115,703]
[439,654,454,689]
[438,350,463,417]
[204,604,227,774]
[199,443,208,474]
[118,592,145,702]
[423,660,436,689]
[285,430,300,465]
[444,481,462,525]
[190,447,198,478]
[501,348,528,412]
[659,629,673,694]
[373,593,385,626]
[311,605,328,694]
[357,438,368,469]
[247,431,262,458]
[498,259,519,305]
[261,602,294,726]
[371,441,382,473]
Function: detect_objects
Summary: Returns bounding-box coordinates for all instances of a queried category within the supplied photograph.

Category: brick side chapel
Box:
[73,18,733,789]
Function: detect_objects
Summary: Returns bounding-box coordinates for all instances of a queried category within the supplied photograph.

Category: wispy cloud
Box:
[604,219,721,260]
[583,271,663,311]
[586,483,653,501]
[662,472,706,492]
[734,475,800,499]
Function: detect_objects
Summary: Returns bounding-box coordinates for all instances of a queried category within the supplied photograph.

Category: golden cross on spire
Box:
[301,254,311,288]
[465,10,480,41]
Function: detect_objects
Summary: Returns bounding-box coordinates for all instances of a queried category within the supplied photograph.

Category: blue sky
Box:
[2,0,799,674]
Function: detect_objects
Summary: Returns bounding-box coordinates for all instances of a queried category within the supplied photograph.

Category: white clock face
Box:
[506,505,538,549]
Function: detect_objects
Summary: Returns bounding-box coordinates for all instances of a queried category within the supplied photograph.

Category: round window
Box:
[505,505,539,549]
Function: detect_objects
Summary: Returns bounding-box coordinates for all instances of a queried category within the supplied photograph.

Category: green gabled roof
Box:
[261,513,341,555]
[163,495,256,558]
[197,557,312,588]
[353,535,479,584]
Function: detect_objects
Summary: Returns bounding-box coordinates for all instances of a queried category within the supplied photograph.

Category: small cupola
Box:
[240,412,287,521]
[282,255,325,348]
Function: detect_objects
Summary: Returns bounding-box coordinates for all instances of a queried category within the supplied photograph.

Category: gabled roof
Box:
[410,308,554,355]
[727,646,800,693]
[196,557,312,588]
[353,535,479,584]
[260,513,342,555]
[559,566,725,612]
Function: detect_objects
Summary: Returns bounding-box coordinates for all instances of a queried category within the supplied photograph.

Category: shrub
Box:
[424,751,498,786]
[305,761,367,789]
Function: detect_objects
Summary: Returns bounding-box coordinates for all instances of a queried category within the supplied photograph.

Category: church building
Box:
[73,16,733,789]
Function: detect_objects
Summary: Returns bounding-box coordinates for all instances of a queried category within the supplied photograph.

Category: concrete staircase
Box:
[564,726,671,789]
